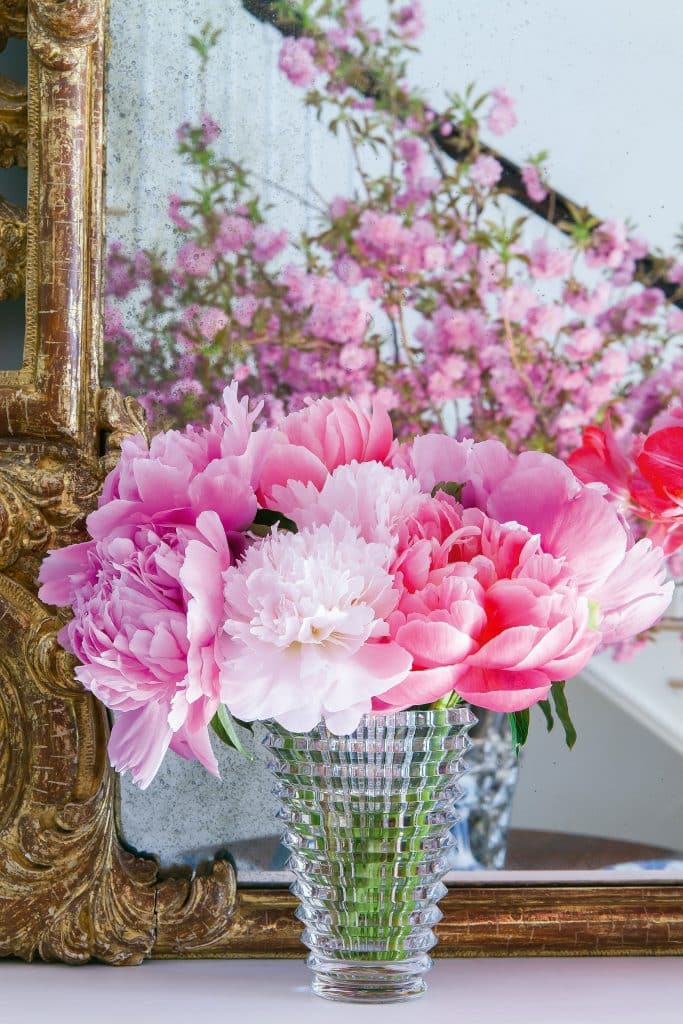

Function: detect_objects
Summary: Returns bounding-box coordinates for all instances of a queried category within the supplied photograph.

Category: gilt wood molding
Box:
[0,0,161,965]
[0,0,104,442]
[152,884,683,959]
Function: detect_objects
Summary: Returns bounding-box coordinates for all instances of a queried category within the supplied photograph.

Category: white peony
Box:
[220,514,412,733]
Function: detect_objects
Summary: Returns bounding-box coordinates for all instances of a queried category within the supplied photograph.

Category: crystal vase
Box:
[264,707,475,1003]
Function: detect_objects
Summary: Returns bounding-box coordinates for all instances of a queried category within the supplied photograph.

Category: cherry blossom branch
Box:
[242,0,682,309]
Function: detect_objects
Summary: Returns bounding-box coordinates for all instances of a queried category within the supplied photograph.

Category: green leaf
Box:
[210,705,253,759]
[249,508,298,535]
[508,708,530,756]
[431,480,465,502]
[550,682,577,749]
[537,699,554,732]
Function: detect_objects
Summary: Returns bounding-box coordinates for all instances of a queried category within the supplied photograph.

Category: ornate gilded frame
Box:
[0,0,681,964]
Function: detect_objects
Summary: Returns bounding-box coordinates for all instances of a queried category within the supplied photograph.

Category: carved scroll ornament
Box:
[0,74,27,167]
[0,195,25,300]
[0,0,27,50]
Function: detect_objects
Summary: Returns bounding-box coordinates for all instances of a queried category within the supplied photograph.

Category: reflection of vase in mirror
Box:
[449,711,519,871]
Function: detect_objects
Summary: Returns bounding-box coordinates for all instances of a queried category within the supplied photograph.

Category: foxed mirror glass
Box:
[104,0,683,882]
[0,36,27,372]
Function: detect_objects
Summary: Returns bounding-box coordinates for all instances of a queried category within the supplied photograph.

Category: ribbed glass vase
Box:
[264,707,475,1003]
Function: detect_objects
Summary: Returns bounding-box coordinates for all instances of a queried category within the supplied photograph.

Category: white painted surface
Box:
[2,958,683,1024]
[511,636,683,852]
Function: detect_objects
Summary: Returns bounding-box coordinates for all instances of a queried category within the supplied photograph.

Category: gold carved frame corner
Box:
[0,0,238,964]
[0,0,682,966]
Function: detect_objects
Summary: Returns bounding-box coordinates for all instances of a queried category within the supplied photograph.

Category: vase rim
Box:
[266,706,477,736]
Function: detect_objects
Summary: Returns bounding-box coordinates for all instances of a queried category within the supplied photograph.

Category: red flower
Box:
[569,417,683,557]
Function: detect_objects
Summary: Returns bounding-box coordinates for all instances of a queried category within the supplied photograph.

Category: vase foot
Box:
[308,955,430,1003]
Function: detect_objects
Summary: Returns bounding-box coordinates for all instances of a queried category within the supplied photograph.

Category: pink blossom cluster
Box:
[104,4,682,558]
[40,391,672,787]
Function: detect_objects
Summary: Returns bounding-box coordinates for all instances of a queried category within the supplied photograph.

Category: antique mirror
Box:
[0,0,682,964]
[107,0,683,886]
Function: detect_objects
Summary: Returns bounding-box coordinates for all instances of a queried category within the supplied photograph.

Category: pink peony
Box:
[258,396,394,506]
[38,385,273,787]
[374,495,599,714]
[220,516,412,733]
[407,435,673,648]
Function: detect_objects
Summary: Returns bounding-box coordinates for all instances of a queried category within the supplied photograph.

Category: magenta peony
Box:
[38,385,272,788]
[378,500,599,713]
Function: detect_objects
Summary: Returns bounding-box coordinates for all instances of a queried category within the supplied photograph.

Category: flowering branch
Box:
[242,0,683,308]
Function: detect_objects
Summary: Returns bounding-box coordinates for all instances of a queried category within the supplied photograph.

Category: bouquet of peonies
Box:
[39,385,673,788]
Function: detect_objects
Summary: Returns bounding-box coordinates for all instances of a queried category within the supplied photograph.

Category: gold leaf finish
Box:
[0,195,25,300]
[0,74,27,167]
[0,0,162,966]
[0,0,27,50]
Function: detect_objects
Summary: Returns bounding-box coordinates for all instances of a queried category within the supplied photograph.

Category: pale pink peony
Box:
[38,385,273,787]
[274,460,423,549]
[220,516,412,733]
[258,396,394,506]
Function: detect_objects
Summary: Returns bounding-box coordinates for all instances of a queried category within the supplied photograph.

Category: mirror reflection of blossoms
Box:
[104,0,683,880]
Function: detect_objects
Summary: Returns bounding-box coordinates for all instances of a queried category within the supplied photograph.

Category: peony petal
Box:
[38,542,96,606]
[592,538,673,644]
[373,665,464,711]
[108,702,173,790]
[324,700,372,735]
[468,625,544,670]
[322,642,413,712]
[394,619,476,668]
[258,444,329,506]
[455,666,551,712]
